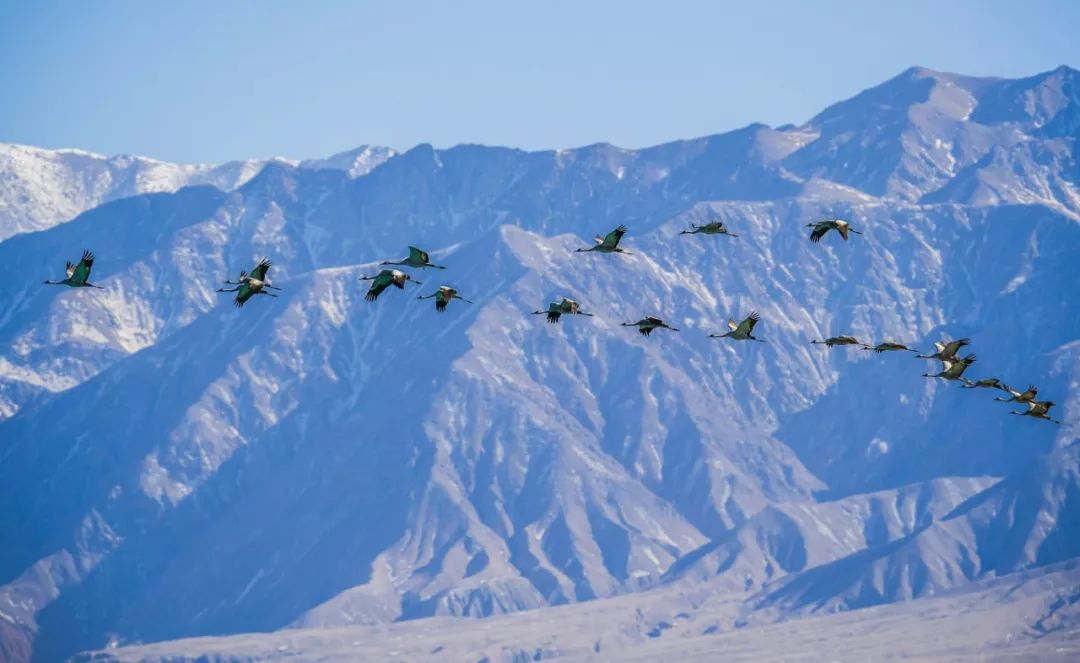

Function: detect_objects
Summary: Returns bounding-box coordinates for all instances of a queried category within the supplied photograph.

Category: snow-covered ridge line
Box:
[0,142,396,241]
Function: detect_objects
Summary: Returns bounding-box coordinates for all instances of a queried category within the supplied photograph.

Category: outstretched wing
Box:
[727,318,738,331]
[809,224,829,243]
[70,250,95,284]
[644,316,663,326]
[600,225,627,249]
[65,261,75,278]
[942,338,970,357]
[837,224,850,240]
[248,257,272,282]
[1020,385,1038,400]
[736,311,760,335]
[408,246,429,264]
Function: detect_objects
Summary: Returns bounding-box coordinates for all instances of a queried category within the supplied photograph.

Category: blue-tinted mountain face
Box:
[0,66,1078,662]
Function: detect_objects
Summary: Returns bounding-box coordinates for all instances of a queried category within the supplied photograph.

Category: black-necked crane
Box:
[217,257,279,308]
[44,250,103,289]
[961,377,1005,390]
[1009,400,1061,424]
[807,219,862,243]
[382,246,446,270]
[811,335,862,347]
[917,338,971,362]
[360,269,420,302]
[680,221,737,238]
[709,311,765,342]
[994,384,1039,404]
[621,316,679,336]
[418,285,472,312]
[577,225,631,254]
[532,298,593,324]
[922,353,976,381]
[862,341,919,354]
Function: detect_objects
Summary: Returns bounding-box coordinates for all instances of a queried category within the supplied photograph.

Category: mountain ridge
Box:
[1,65,1078,661]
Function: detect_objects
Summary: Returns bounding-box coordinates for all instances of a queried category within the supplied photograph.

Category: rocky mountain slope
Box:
[1,65,1078,662]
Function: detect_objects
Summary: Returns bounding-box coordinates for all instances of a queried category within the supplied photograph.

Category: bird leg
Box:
[454,296,473,304]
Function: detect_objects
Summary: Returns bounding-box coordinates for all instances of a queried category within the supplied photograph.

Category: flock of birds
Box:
[42,216,1060,424]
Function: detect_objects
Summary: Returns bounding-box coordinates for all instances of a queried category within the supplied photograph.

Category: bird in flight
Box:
[621,316,679,336]
[811,335,863,347]
[862,341,919,354]
[418,285,472,312]
[680,221,737,238]
[577,225,631,254]
[44,250,104,289]
[961,377,1005,390]
[217,257,280,308]
[382,246,446,269]
[533,298,593,324]
[994,384,1039,404]
[807,219,862,243]
[1008,400,1061,424]
[710,311,765,342]
[361,269,420,301]
[917,338,971,362]
[922,353,976,381]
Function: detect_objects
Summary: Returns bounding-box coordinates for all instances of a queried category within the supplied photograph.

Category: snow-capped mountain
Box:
[1,66,1078,662]
[0,142,395,241]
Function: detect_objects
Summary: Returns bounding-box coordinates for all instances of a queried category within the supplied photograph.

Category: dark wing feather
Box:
[737,311,761,335]
[248,258,272,282]
[70,250,95,284]
[809,225,829,243]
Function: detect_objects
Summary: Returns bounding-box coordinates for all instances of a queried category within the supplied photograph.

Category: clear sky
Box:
[1,1,1077,164]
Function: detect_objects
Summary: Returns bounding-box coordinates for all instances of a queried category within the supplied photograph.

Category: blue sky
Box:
[1,1,1077,163]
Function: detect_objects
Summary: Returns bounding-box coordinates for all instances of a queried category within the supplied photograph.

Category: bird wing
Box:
[408,246,429,264]
[942,338,969,356]
[1020,386,1038,400]
[737,311,760,335]
[644,316,663,326]
[65,261,75,278]
[727,318,738,331]
[248,258,272,282]
[601,225,627,249]
[838,224,850,240]
[809,224,829,243]
[70,250,95,284]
